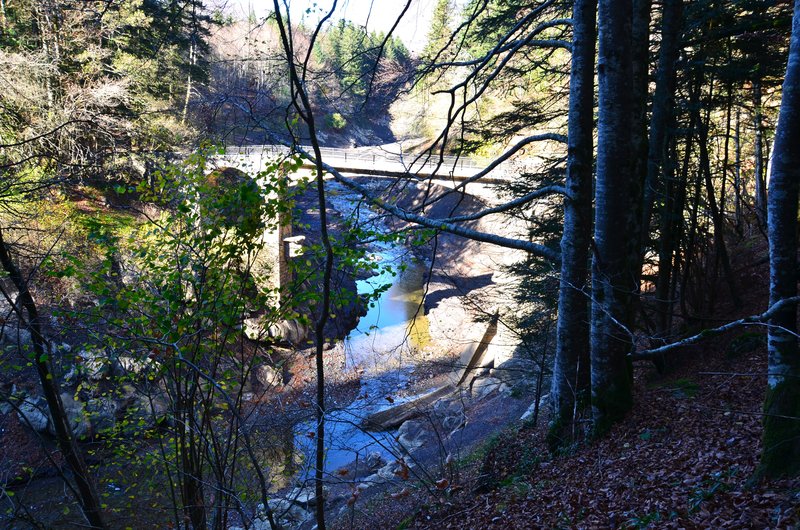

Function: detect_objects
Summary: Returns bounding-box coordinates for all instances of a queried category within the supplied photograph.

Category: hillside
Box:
[333,238,800,529]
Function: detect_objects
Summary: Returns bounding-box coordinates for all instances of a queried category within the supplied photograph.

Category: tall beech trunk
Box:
[549,0,596,449]
[0,231,107,529]
[761,0,800,478]
[591,0,635,434]
[720,81,733,217]
[644,0,683,338]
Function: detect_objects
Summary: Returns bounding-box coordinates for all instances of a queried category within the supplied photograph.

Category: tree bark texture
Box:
[0,231,107,529]
[641,0,682,267]
[762,0,800,478]
[754,79,768,227]
[591,0,635,434]
[549,0,596,449]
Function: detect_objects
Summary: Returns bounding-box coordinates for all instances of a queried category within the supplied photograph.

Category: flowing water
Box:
[294,182,431,476]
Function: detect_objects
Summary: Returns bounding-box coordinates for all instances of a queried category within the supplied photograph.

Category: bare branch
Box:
[631,297,800,360]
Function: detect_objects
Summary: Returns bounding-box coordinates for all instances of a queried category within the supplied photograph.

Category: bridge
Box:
[209,144,533,298]
[219,144,518,189]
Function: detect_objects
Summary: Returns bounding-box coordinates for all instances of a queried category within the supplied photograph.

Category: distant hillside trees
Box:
[0,0,214,184]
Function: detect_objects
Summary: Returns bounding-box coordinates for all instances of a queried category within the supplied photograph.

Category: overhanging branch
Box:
[631,296,800,360]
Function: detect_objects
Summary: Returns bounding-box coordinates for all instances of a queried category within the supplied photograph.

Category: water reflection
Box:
[295,182,431,475]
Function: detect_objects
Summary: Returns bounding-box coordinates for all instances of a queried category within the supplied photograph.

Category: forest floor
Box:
[333,237,800,529]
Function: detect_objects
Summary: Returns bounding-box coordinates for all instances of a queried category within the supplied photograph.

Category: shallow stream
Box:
[294,182,431,476]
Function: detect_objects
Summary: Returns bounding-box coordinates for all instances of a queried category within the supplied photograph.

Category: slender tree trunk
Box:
[655,136,684,336]
[761,0,800,479]
[628,0,652,242]
[753,79,768,226]
[643,0,683,340]
[641,0,682,243]
[734,107,743,233]
[272,3,337,528]
[693,89,739,307]
[182,40,196,124]
[721,85,732,216]
[0,231,107,529]
[549,0,596,450]
[591,0,635,434]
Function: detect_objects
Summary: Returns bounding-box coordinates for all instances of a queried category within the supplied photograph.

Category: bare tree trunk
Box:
[643,0,683,342]
[761,0,800,479]
[627,0,652,263]
[549,0,596,450]
[0,230,107,529]
[720,79,733,217]
[734,107,743,234]
[655,135,684,337]
[272,2,339,528]
[753,79,768,226]
[695,104,739,307]
[182,40,196,125]
[641,0,682,244]
[591,0,635,434]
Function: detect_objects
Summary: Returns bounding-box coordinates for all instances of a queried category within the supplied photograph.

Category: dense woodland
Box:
[1,0,799,528]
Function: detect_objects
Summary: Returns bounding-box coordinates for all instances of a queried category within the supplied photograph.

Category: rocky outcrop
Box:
[244,317,310,346]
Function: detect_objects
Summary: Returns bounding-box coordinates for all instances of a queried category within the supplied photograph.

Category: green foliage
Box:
[314,18,410,115]
[0,0,216,190]
[43,145,316,523]
[326,112,348,130]
[688,468,739,513]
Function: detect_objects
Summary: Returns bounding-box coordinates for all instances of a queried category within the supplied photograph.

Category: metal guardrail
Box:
[223,144,486,178]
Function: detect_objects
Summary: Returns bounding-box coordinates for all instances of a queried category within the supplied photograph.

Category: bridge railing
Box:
[223,144,486,177]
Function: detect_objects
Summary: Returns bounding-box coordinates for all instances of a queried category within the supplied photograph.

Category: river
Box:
[294,182,431,476]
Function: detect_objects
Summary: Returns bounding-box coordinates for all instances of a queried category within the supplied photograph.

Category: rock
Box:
[51,392,91,439]
[260,499,312,529]
[364,451,386,471]
[432,397,466,434]
[396,419,428,452]
[268,320,310,346]
[77,350,112,381]
[86,397,118,434]
[492,357,537,389]
[376,458,414,481]
[244,317,268,342]
[246,318,310,346]
[124,391,171,429]
[0,326,32,349]
[117,355,158,375]
[255,363,283,388]
[17,396,49,433]
[520,393,549,422]
[286,484,329,508]
[470,376,504,400]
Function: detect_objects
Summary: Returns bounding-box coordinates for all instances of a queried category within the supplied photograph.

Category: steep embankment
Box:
[333,238,800,529]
